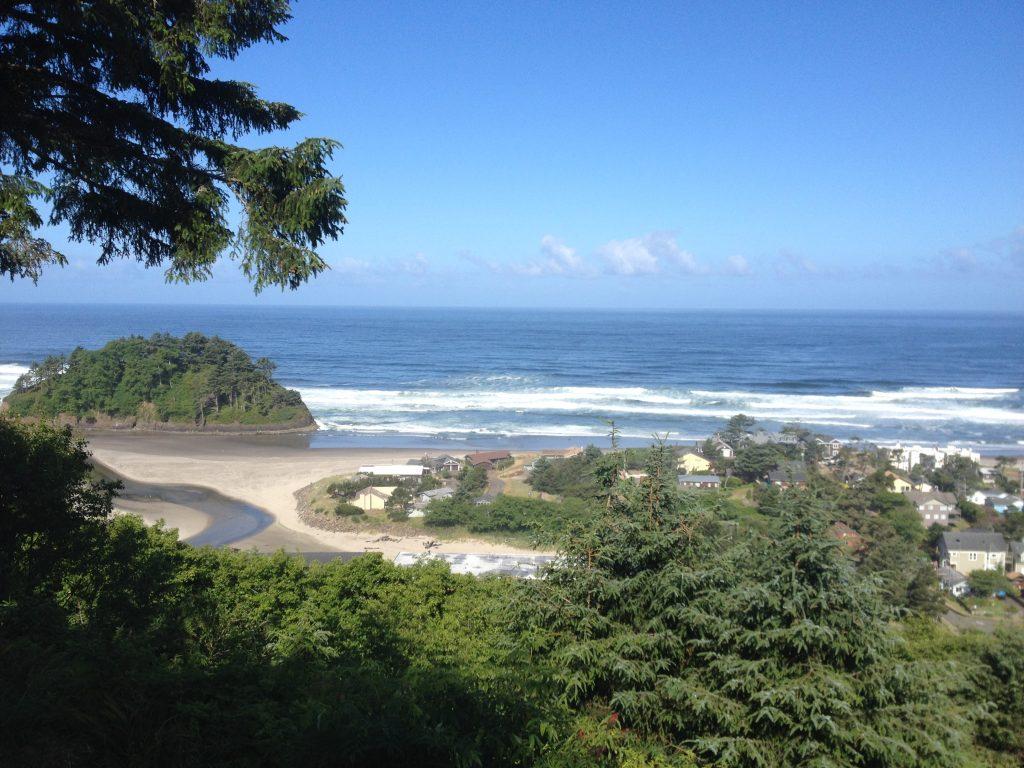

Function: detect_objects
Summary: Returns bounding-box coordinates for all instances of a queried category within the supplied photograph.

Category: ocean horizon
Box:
[3,303,1023,452]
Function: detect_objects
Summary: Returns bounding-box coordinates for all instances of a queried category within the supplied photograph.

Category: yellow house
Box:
[352,486,396,511]
[678,453,712,473]
[940,530,1007,576]
[885,471,912,493]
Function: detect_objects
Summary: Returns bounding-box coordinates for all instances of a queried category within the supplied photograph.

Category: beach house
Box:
[351,486,396,511]
[421,455,463,474]
[711,437,735,458]
[466,450,513,469]
[904,490,958,525]
[885,471,912,493]
[816,438,843,459]
[984,494,1023,515]
[938,530,1007,575]
[768,462,808,488]
[677,474,722,489]
[416,486,456,507]
[677,452,712,473]
[936,566,970,597]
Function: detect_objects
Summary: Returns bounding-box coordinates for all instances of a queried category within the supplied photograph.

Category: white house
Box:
[936,566,969,598]
[816,438,843,459]
[358,464,428,477]
[712,438,734,458]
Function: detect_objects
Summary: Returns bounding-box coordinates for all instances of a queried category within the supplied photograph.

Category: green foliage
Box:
[732,443,782,482]
[967,570,1016,597]
[519,473,966,767]
[723,413,756,446]
[0,0,346,290]
[333,501,364,517]
[530,446,604,497]
[0,420,548,767]
[927,457,982,495]
[0,417,116,600]
[385,486,413,520]
[959,499,986,524]
[4,422,1020,767]
[901,620,1024,765]
[995,510,1024,540]
[455,463,489,499]
[3,333,310,428]
[426,494,599,544]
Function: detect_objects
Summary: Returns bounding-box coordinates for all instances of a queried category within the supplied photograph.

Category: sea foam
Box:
[296,383,1024,437]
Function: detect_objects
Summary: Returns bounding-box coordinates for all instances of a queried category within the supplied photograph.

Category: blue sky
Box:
[4,0,1023,309]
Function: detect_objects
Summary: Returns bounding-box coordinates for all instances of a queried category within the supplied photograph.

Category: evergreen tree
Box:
[1,0,346,290]
[520,469,966,766]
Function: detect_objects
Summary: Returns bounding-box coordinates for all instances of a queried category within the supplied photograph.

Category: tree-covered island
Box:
[2,333,313,432]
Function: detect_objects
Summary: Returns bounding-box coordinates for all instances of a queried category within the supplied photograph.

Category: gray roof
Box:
[986,494,1023,507]
[941,529,1007,554]
[421,486,456,499]
[677,474,722,484]
[1009,541,1024,559]
[905,490,957,507]
[937,566,967,588]
[768,462,808,483]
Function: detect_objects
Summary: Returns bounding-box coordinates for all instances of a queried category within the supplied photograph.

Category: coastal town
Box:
[311,417,1024,604]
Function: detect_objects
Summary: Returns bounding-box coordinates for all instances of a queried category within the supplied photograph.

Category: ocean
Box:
[1,304,1022,451]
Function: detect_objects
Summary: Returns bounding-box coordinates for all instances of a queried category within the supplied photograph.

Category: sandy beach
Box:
[89,431,546,559]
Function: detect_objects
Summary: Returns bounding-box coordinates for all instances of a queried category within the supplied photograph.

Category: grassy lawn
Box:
[727,482,758,507]
[296,473,541,548]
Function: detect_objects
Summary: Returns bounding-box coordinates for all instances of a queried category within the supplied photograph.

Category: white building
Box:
[393,552,557,578]
[358,464,428,477]
[885,443,981,473]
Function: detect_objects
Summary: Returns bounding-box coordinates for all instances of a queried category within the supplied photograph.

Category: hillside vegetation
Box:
[2,419,1022,767]
[2,333,312,431]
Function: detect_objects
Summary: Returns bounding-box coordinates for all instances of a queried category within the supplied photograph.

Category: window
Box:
[969,552,978,561]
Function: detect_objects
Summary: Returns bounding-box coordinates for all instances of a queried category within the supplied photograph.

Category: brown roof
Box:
[467,450,512,465]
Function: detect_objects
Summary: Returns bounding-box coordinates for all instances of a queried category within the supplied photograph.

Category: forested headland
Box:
[2,334,313,432]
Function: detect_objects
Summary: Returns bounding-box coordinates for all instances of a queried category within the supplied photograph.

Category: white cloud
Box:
[397,253,430,276]
[933,247,978,274]
[599,232,707,276]
[333,256,373,275]
[507,235,594,277]
[725,254,751,276]
[600,237,660,275]
[773,250,826,277]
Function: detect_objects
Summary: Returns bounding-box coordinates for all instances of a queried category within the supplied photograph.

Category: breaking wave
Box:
[296,383,1024,439]
[0,363,29,400]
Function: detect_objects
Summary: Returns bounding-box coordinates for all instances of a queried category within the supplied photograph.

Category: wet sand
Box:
[88,431,546,559]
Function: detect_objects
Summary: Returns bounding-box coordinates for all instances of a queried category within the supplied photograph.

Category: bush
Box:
[334,502,364,517]
[968,569,1016,597]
